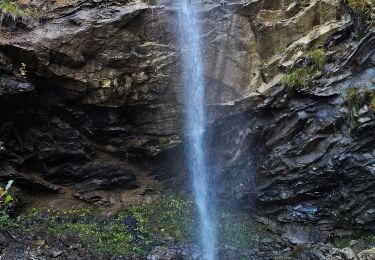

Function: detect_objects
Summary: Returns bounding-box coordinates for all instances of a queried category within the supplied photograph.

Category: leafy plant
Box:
[0,180,17,229]
[282,68,311,88]
[0,180,14,209]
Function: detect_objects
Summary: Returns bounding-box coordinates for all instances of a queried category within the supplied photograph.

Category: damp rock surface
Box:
[0,0,374,254]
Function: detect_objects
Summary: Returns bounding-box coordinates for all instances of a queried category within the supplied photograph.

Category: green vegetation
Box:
[370,96,375,112]
[307,48,325,69]
[15,195,273,257]
[335,233,375,248]
[276,45,287,55]
[26,208,149,257]
[299,0,311,7]
[117,195,197,241]
[282,47,327,88]
[336,237,352,248]
[158,137,170,146]
[144,0,156,5]
[0,0,30,20]
[347,0,369,12]
[282,68,311,88]
[218,212,272,249]
[346,0,375,25]
[0,180,17,229]
[345,87,375,126]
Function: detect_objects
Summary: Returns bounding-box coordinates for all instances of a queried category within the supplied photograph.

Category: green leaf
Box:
[4,195,12,205]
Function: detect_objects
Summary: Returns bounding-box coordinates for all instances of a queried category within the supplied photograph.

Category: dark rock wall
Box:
[0,0,374,240]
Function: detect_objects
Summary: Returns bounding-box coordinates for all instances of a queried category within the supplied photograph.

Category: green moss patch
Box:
[335,233,375,248]
[7,195,274,257]
[0,0,31,20]
[218,211,272,249]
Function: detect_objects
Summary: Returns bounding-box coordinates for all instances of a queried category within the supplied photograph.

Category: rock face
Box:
[0,0,374,241]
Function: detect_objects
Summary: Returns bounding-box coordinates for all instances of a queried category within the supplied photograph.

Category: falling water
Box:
[177,1,217,259]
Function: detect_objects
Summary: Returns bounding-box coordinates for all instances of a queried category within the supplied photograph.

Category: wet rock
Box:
[177,244,200,260]
[0,0,373,251]
[340,247,358,260]
[51,249,63,257]
[358,248,375,260]
[147,246,178,260]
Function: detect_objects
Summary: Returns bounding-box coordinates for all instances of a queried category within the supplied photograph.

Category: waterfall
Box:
[177,1,217,259]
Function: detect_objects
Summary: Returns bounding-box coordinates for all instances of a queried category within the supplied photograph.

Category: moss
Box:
[117,195,198,242]
[275,45,287,55]
[218,212,273,249]
[144,0,156,5]
[307,48,325,69]
[117,196,274,249]
[28,208,150,257]
[282,68,311,88]
[0,0,30,20]
[158,137,170,146]
[336,237,352,248]
[335,233,375,248]
[299,0,310,7]
[15,195,275,256]
[47,221,145,256]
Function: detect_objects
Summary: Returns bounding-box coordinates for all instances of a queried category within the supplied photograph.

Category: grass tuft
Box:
[347,0,369,12]
[282,68,311,88]
[307,48,325,69]
[0,0,30,21]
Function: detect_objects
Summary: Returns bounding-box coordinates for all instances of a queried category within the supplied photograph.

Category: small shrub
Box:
[307,48,325,69]
[282,68,311,88]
